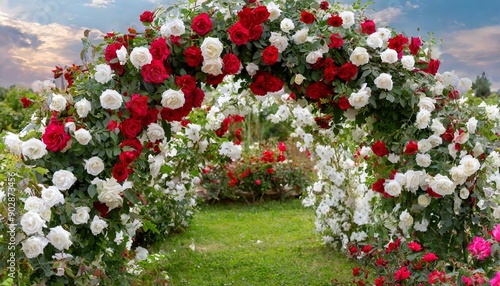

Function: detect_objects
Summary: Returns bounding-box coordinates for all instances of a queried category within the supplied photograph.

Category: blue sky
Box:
[1,0,499,91]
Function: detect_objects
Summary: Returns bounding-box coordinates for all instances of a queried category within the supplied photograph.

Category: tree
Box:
[472,72,492,98]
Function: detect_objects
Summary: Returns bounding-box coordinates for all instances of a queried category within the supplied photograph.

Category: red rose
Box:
[314,116,331,128]
[112,162,132,182]
[338,62,358,81]
[222,53,241,74]
[139,10,154,23]
[372,178,391,198]
[305,81,332,101]
[250,73,267,95]
[141,108,159,126]
[441,125,455,142]
[160,107,185,122]
[104,43,124,74]
[184,46,203,67]
[425,59,440,75]
[126,94,149,118]
[327,14,343,27]
[388,34,409,53]
[252,6,270,24]
[394,266,411,281]
[206,74,226,86]
[119,118,143,139]
[42,121,71,152]
[374,276,385,286]
[120,151,138,165]
[407,241,422,252]
[320,1,329,10]
[300,11,315,24]
[404,140,419,155]
[337,96,351,110]
[107,120,118,131]
[263,74,284,93]
[372,140,389,157]
[191,13,212,36]
[120,138,143,156]
[328,33,344,49]
[409,36,422,55]
[262,46,279,65]
[324,66,338,82]
[228,22,249,46]
[361,19,376,34]
[248,24,263,41]
[175,74,197,94]
[21,97,32,108]
[421,252,439,263]
[150,37,170,61]
[141,60,169,84]
[193,88,205,108]
[237,7,254,28]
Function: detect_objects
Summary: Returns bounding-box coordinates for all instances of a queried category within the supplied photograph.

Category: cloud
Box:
[84,0,115,8]
[405,1,419,9]
[369,7,402,27]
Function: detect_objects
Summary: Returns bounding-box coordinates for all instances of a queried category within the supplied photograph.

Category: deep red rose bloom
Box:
[250,71,283,95]
[387,34,409,53]
[277,154,286,162]
[441,125,455,142]
[21,97,32,108]
[338,62,358,81]
[112,162,132,182]
[337,96,351,110]
[327,14,343,27]
[349,246,357,255]
[374,276,385,286]
[126,94,149,118]
[372,140,389,157]
[120,151,138,165]
[329,33,344,49]
[175,74,197,94]
[305,81,332,101]
[407,241,422,252]
[42,122,71,152]
[352,267,360,277]
[222,53,241,75]
[191,13,212,36]
[105,43,122,62]
[375,257,388,267]
[315,116,331,129]
[237,7,254,28]
[266,167,274,174]
[150,37,170,61]
[372,178,385,193]
[263,74,284,92]
[139,10,154,23]
[107,120,118,131]
[184,46,203,67]
[361,19,376,34]
[141,60,169,84]
[248,24,264,41]
[119,118,143,139]
[404,140,419,155]
[260,150,275,163]
[425,58,440,75]
[428,270,446,284]
[395,266,411,281]
[320,1,329,10]
[300,10,315,24]
[93,201,109,217]
[278,141,286,152]
[409,36,422,55]
[252,6,270,24]
[206,74,226,86]
[262,45,279,65]
[228,22,250,46]
[120,138,143,156]
[324,65,338,82]
[361,245,372,253]
[422,252,439,263]
[192,88,205,108]
[141,108,159,126]
[160,107,185,122]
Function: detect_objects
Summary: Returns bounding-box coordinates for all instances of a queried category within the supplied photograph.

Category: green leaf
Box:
[386,93,395,103]
[124,189,140,205]
[142,219,160,234]
[88,184,98,198]
[33,166,49,175]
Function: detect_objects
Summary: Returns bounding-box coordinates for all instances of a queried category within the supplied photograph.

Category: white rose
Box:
[52,170,77,191]
[130,47,152,69]
[429,119,446,135]
[161,18,185,37]
[456,77,472,94]
[428,135,442,148]
[90,215,108,235]
[306,50,323,64]
[266,2,281,21]
[100,89,123,110]
[40,208,52,222]
[432,83,445,96]
[376,28,391,41]
[416,153,432,167]
[417,194,431,207]
[84,156,105,176]
[75,98,91,118]
[387,153,400,164]
[349,90,370,109]
[473,143,484,158]
[161,89,185,109]
[292,28,309,44]
[46,226,72,251]
[98,189,123,210]
[401,55,415,70]
[24,196,46,213]
[404,170,421,192]
[454,131,469,144]
[418,97,436,112]
[280,18,295,33]
[450,166,467,185]
[200,37,223,59]
[442,71,459,86]
[380,49,398,64]
[74,129,92,145]
[415,110,431,129]
[21,211,46,235]
[134,246,149,261]
[116,46,128,65]
[4,132,23,155]
[201,58,223,75]
[21,139,48,160]
[339,11,355,28]
[429,174,455,196]
[384,180,401,197]
[294,74,305,85]
[22,236,49,258]
[94,64,114,84]
[269,32,288,52]
[49,94,67,112]
[459,155,481,176]
[366,32,383,49]
[65,122,76,133]
[246,63,259,76]
[374,73,393,91]
[418,139,432,153]
[398,210,414,231]
[350,47,370,66]
[147,123,165,142]
[71,206,91,225]
[466,117,478,134]
[41,186,64,207]
[459,188,470,199]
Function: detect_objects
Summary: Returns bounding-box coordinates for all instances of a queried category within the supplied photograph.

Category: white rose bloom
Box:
[84,156,105,176]
[416,153,432,167]
[414,218,429,232]
[429,174,455,196]
[418,97,436,112]
[448,143,458,159]
[380,48,398,64]
[398,210,414,233]
[366,32,384,49]
[376,28,391,41]
[269,32,288,52]
[374,73,393,91]
[21,211,46,235]
[460,155,481,176]
[161,89,185,109]
[185,124,202,143]
[266,2,281,21]
[350,47,370,66]
[473,143,483,158]
[47,226,72,251]
[456,77,472,94]
[4,132,23,155]
[24,196,46,213]
[74,129,92,145]
[294,74,305,85]
[459,188,469,199]
[428,135,442,148]
[401,55,415,70]
[387,153,400,164]
[418,139,432,153]
[134,246,149,261]
[429,119,446,135]
[116,46,128,65]
[75,98,91,118]
[201,57,223,75]
[147,123,165,142]
[442,71,459,86]
[65,122,76,133]
[348,84,371,109]
[306,50,323,64]
[52,170,77,191]
[100,89,123,110]
[98,188,123,210]
[484,105,500,121]
[246,63,259,76]
[280,18,295,33]
[384,180,401,197]
[466,117,478,134]
[70,206,91,226]
[493,207,500,220]
[200,37,223,59]
[94,64,114,84]
[339,11,355,28]
[161,18,185,37]
[454,131,469,144]
[41,186,64,207]
[292,28,309,44]
[22,236,49,258]
[432,83,445,96]
[415,110,431,129]
[130,47,153,69]
[49,93,67,112]
[219,141,242,161]
[90,215,108,235]
[40,208,52,222]
[405,170,422,192]
[417,194,431,208]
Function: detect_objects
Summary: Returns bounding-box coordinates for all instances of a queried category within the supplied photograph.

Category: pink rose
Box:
[468,236,492,260]
[492,224,500,242]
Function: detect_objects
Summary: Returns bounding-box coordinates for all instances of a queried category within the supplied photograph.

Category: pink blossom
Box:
[255,180,261,185]
[491,224,500,243]
[491,272,500,286]
[468,236,492,260]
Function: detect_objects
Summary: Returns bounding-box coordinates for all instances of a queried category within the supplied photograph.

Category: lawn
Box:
[157,199,356,286]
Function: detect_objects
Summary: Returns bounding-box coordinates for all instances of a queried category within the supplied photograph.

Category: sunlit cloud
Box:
[84,0,115,8]
[369,7,402,27]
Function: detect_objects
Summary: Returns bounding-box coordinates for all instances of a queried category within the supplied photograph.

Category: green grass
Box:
[158,199,356,286]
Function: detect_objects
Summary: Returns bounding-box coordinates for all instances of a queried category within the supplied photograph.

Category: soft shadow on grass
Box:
[160,200,356,285]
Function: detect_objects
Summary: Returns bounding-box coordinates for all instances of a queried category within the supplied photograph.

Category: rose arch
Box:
[3,0,500,284]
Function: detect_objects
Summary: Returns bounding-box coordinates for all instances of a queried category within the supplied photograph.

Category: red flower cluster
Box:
[228,6,269,45]
[249,71,284,96]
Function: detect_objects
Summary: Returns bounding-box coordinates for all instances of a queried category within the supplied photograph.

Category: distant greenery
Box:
[472,72,492,98]
[0,85,34,133]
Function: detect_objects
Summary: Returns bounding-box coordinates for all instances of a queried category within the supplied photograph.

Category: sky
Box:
[0,0,499,91]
